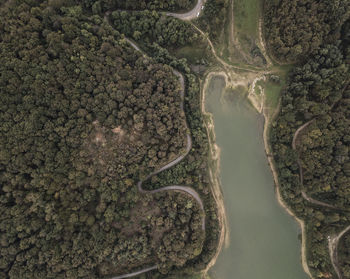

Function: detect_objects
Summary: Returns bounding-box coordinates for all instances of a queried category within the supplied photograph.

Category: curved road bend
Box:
[292,119,338,210]
[329,225,350,279]
[109,39,205,279]
[293,120,350,278]
[167,0,206,20]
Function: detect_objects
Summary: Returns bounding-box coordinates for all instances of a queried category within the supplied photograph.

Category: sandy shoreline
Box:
[201,71,230,277]
[261,101,314,279]
[201,70,314,279]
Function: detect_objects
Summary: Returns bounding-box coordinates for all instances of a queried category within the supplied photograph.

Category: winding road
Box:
[329,225,350,279]
[136,70,205,231]
[167,0,206,20]
[110,34,205,279]
[292,119,339,210]
[292,120,350,279]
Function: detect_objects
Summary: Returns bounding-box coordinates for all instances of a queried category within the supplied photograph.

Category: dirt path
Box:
[125,38,141,52]
[257,19,273,67]
[292,120,315,150]
[329,225,350,279]
[167,0,206,20]
[191,24,264,73]
[228,0,253,65]
[301,192,338,210]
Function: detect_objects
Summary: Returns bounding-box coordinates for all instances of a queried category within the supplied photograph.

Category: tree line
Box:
[0,1,210,278]
[269,11,350,277]
[264,0,350,62]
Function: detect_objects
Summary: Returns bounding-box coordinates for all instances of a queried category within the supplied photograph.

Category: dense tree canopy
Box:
[270,17,350,276]
[110,10,200,48]
[264,0,350,62]
[0,1,207,278]
[81,0,196,13]
[196,0,228,42]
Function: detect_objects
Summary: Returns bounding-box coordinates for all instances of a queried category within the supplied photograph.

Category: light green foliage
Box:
[234,0,260,38]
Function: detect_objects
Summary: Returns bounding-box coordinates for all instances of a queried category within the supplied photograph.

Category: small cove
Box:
[206,75,309,279]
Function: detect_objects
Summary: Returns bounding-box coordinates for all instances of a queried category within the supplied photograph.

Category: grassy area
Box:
[264,80,282,108]
[173,44,208,64]
[264,65,292,110]
[233,0,261,38]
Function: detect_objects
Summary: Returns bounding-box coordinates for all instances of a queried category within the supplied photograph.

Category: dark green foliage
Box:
[81,0,196,13]
[196,0,229,42]
[110,10,199,47]
[339,231,350,278]
[270,18,350,276]
[0,1,206,278]
[264,0,350,62]
[299,96,350,206]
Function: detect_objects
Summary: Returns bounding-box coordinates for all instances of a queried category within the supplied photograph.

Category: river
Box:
[206,75,309,279]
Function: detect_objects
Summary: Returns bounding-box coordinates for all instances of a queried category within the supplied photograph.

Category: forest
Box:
[195,0,228,42]
[0,1,221,278]
[80,0,196,13]
[267,0,350,276]
[264,0,349,62]
[109,10,200,48]
[2,0,349,278]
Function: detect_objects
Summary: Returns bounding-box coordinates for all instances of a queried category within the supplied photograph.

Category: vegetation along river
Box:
[206,75,309,279]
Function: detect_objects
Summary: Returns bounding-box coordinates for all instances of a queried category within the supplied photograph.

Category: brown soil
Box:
[120,200,161,237]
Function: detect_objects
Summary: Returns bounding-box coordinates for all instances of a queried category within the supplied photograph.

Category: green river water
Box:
[206,75,309,279]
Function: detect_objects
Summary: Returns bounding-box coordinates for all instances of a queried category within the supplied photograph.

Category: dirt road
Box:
[329,225,350,279]
[110,266,157,279]
[167,0,205,20]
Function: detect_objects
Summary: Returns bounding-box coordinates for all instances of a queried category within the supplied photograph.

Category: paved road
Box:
[111,38,205,279]
[167,0,205,20]
[110,266,157,279]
